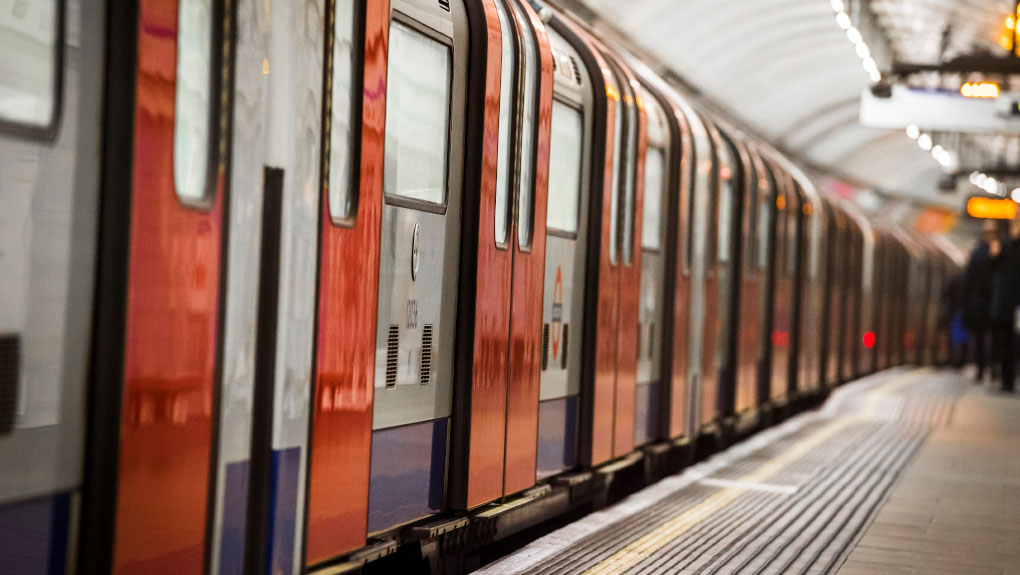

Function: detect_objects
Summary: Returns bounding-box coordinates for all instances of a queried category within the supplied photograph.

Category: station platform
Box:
[474,368,1020,575]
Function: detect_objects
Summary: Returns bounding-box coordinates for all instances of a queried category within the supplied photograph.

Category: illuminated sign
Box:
[960,82,1000,99]
[966,196,1017,220]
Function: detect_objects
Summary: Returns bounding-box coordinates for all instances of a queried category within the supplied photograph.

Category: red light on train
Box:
[863,331,875,349]
[771,330,789,347]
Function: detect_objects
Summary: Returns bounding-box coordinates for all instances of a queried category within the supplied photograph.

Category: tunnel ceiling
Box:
[575,0,1017,207]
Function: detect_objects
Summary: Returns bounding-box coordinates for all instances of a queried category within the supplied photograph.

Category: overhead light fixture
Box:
[836,12,852,30]
[855,43,871,59]
[906,124,920,139]
[830,0,845,12]
[846,27,863,45]
[917,133,932,151]
[1012,188,1020,203]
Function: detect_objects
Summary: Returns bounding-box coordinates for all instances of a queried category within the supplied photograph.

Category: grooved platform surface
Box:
[474,368,1020,575]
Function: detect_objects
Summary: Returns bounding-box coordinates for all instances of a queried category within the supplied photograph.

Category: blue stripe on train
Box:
[0,492,70,575]
[634,381,661,446]
[218,460,250,575]
[536,395,578,480]
[367,418,448,534]
[267,447,301,575]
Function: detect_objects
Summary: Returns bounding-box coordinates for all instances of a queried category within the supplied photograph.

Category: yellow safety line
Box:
[582,368,927,575]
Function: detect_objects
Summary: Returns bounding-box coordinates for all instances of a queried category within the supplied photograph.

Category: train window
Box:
[326,0,358,223]
[757,168,772,270]
[510,0,539,249]
[383,21,452,206]
[546,100,583,233]
[608,78,624,263]
[0,0,62,137]
[493,0,516,246]
[744,158,758,273]
[621,92,638,265]
[641,147,665,250]
[785,186,798,277]
[716,140,736,265]
[174,0,216,203]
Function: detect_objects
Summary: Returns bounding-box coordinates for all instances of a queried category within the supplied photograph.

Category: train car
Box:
[0,2,957,574]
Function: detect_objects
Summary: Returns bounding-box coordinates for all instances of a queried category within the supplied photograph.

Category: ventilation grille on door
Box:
[0,334,19,435]
[541,323,549,371]
[420,324,433,385]
[561,324,569,369]
[386,325,399,387]
[438,0,450,11]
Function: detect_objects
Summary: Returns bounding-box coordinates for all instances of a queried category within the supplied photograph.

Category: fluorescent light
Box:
[918,133,932,150]
[831,0,845,12]
[906,124,920,139]
[846,27,863,45]
[836,12,852,30]
[855,43,871,59]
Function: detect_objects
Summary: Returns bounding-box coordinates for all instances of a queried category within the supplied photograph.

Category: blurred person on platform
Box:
[963,220,997,382]
[987,216,1020,393]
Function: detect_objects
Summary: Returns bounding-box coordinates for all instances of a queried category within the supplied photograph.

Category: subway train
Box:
[0,1,959,574]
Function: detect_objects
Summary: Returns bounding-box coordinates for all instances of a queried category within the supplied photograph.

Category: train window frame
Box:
[322,0,364,227]
[172,0,224,209]
[0,0,66,141]
[757,164,774,271]
[607,71,624,265]
[545,97,584,237]
[381,15,455,215]
[784,181,798,278]
[682,121,698,277]
[493,0,518,249]
[640,145,666,252]
[617,74,638,267]
[715,134,737,266]
[509,0,540,252]
[743,153,758,275]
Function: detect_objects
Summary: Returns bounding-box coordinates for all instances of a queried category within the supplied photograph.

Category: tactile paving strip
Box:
[475,368,963,575]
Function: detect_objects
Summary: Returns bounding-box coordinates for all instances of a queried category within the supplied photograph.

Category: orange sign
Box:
[966,197,1017,220]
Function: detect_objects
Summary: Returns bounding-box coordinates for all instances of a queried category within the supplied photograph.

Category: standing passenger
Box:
[988,216,1020,393]
[963,221,996,382]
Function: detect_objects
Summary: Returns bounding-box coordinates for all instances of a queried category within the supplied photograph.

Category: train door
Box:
[748,151,775,405]
[628,70,697,442]
[795,182,822,394]
[366,0,468,535]
[534,23,594,479]
[0,3,103,573]
[603,51,645,458]
[98,0,235,572]
[696,118,722,430]
[824,203,846,387]
[729,136,760,417]
[767,163,794,403]
[704,124,742,424]
[635,88,671,446]
[662,95,711,440]
[859,226,877,375]
[303,0,388,567]
[843,218,863,381]
[448,0,553,509]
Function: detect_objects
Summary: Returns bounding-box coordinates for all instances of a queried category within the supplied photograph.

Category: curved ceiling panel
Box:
[577,0,965,203]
